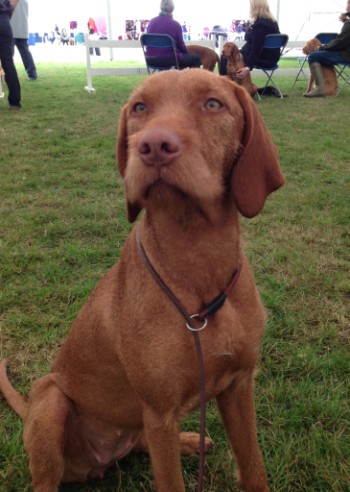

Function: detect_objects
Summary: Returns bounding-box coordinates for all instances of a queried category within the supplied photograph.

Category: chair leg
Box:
[258,71,272,97]
[292,56,308,88]
[263,69,284,98]
[335,64,350,97]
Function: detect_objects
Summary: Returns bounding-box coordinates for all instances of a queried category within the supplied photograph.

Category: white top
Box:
[10,0,29,39]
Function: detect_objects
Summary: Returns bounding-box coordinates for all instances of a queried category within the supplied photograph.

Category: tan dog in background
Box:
[187,44,220,71]
[0,69,284,492]
[302,38,338,96]
[222,41,257,97]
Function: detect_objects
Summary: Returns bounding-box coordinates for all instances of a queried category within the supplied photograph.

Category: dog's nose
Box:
[138,129,182,167]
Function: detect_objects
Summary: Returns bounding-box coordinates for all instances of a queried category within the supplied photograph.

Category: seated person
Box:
[60,28,70,45]
[145,0,200,69]
[304,0,350,98]
[220,0,280,80]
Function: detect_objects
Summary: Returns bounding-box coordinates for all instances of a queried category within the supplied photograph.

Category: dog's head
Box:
[302,38,321,54]
[117,70,284,222]
[222,42,241,61]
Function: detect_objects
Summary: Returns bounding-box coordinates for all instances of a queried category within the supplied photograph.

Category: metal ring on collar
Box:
[186,314,208,332]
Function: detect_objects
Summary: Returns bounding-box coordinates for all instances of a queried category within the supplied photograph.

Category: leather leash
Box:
[136,225,241,492]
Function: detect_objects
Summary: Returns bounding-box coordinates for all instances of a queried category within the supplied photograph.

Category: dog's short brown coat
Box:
[0,69,284,492]
[187,44,220,71]
[221,41,257,97]
[302,38,338,96]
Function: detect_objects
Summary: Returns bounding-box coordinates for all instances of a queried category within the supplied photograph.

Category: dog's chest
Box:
[128,313,248,407]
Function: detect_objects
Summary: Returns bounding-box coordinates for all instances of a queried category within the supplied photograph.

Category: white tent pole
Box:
[276,0,280,23]
[106,0,113,60]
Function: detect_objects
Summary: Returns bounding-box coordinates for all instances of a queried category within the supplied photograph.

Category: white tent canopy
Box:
[28,0,347,40]
[275,0,346,40]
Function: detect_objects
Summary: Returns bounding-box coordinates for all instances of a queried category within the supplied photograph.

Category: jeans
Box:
[308,50,347,67]
[0,14,21,107]
[89,47,101,56]
[13,37,37,79]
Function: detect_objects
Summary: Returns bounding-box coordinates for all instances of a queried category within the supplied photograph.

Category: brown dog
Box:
[221,41,257,97]
[302,38,338,96]
[0,69,284,492]
[0,62,5,96]
[187,44,220,71]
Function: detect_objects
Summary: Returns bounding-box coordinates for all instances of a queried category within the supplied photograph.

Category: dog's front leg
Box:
[143,405,185,492]
[216,374,269,492]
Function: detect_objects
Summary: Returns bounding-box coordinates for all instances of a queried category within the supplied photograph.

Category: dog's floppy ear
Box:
[232,85,284,218]
[233,45,241,62]
[116,104,129,178]
[116,104,143,223]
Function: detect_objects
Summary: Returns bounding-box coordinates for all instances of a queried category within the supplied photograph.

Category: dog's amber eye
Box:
[132,102,146,113]
[205,98,222,110]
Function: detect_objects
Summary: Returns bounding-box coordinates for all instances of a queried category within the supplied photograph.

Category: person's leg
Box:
[219,56,228,75]
[145,56,178,68]
[308,50,347,66]
[304,50,346,98]
[0,22,21,108]
[303,62,326,97]
[14,38,37,80]
[179,53,201,69]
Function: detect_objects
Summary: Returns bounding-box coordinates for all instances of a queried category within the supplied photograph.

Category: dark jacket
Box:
[241,17,280,69]
[0,0,13,17]
[324,20,350,63]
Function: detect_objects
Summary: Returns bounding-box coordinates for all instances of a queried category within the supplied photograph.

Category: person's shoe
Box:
[9,104,21,110]
[29,76,37,80]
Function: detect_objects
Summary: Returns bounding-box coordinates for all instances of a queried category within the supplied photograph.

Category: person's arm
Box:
[236,24,267,79]
[174,21,188,54]
[324,21,350,51]
[241,24,267,69]
[10,0,19,9]
[339,11,350,23]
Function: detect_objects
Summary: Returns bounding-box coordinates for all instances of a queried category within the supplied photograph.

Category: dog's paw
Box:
[179,431,213,455]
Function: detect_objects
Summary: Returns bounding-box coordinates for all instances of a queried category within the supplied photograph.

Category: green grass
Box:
[0,62,349,492]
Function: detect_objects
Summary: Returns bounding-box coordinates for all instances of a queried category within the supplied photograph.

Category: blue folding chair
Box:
[292,32,338,88]
[254,34,289,99]
[140,33,180,74]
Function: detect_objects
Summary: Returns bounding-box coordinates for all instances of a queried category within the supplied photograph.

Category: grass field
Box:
[0,61,349,492]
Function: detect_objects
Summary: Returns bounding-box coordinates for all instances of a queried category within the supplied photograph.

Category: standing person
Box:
[304,0,350,98]
[87,17,101,56]
[146,0,200,69]
[220,0,280,78]
[0,0,21,109]
[10,0,37,80]
[60,28,70,45]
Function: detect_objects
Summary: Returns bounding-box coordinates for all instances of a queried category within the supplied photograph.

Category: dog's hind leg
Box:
[23,376,70,492]
[216,374,269,492]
